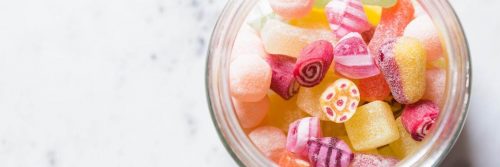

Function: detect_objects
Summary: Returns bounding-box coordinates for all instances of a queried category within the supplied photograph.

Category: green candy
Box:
[361,0,397,8]
[314,0,331,8]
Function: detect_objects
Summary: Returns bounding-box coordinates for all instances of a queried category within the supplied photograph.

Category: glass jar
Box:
[206,0,471,166]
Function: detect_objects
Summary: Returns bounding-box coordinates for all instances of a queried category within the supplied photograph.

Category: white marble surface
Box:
[0,0,497,166]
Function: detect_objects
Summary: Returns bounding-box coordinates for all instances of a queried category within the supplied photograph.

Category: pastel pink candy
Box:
[424,68,446,107]
[401,100,440,141]
[231,24,267,62]
[350,154,399,167]
[307,137,353,167]
[325,0,371,38]
[233,96,270,129]
[403,15,443,62]
[268,0,314,19]
[249,126,287,158]
[334,32,380,79]
[230,54,272,102]
[286,117,322,158]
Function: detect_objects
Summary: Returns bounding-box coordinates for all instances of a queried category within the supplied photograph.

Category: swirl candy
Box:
[325,0,371,38]
[307,137,353,167]
[400,100,440,141]
[320,78,360,123]
[267,54,300,100]
[286,117,322,158]
[293,40,334,87]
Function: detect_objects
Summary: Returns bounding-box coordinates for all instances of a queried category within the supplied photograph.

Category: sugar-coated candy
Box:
[368,0,414,56]
[325,0,371,38]
[267,54,300,100]
[320,78,360,123]
[404,15,443,62]
[287,117,322,158]
[307,137,353,167]
[423,68,446,107]
[361,0,397,8]
[249,126,287,158]
[265,92,309,133]
[345,101,399,151]
[231,24,267,62]
[289,8,330,29]
[233,96,270,129]
[350,154,399,167]
[389,117,421,159]
[363,5,381,26]
[321,121,348,137]
[294,40,334,87]
[337,135,379,155]
[358,74,391,101]
[297,69,339,121]
[400,100,439,141]
[334,32,380,79]
[377,37,426,104]
[279,152,311,167]
[230,54,272,102]
[261,20,337,57]
[268,0,314,19]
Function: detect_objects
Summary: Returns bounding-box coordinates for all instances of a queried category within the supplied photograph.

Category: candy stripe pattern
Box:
[307,137,353,167]
[334,32,380,79]
[400,100,439,141]
[267,54,300,100]
[287,117,322,158]
[325,0,371,38]
[293,40,334,87]
[320,78,360,123]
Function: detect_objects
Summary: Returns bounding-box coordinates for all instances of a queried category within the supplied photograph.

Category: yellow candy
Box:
[378,145,397,158]
[289,8,330,29]
[345,101,400,151]
[297,69,339,120]
[338,135,379,154]
[320,78,361,123]
[363,5,382,26]
[389,117,421,159]
[264,92,309,133]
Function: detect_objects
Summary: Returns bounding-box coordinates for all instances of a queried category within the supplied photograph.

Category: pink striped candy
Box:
[401,100,440,141]
[286,117,322,158]
[334,32,380,79]
[325,0,371,38]
[307,137,353,167]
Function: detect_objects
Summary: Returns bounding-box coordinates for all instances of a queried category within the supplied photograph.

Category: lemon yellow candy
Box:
[338,135,379,155]
[289,8,330,29]
[363,5,382,26]
[264,92,309,133]
[389,117,421,159]
[378,145,398,158]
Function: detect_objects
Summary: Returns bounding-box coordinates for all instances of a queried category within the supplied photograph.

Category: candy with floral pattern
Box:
[320,78,360,123]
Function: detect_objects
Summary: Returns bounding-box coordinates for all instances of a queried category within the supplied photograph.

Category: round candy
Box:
[230,54,272,102]
[249,126,287,158]
[403,15,443,62]
[233,96,270,129]
[279,152,311,167]
[286,117,322,158]
[320,78,360,123]
[268,0,314,19]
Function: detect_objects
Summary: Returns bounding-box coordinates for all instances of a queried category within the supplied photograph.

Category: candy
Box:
[267,54,300,100]
[350,154,399,167]
[333,32,379,79]
[261,20,337,57]
[423,68,446,107]
[363,5,381,26]
[361,26,376,43]
[345,101,399,151]
[368,0,414,56]
[268,0,314,19]
[361,0,397,8]
[319,78,360,123]
[233,96,270,129]
[230,54,272,102]
[403,15,443,62]
[294,40,334,87]
[249,126,287,158]
[287,117,322,157]
[358,74,391,101]
[279,152,311,167]
[400,100,439,141]
[389,117,421,159]
[377,37,426,104]
[337,135,379,155]
[321,121,348,137]
[289,8,330,29]
[231,24,267,62]
[297,70,337,120]
[265,92,309,133]
[307,137,353,167]
[325,0,371,38]
[314,0,330,8]
[377,145,397,157]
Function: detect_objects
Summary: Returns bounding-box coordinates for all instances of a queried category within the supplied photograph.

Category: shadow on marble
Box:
[440,124,472,167]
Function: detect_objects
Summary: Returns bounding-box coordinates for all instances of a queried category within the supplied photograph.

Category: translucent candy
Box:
[423,68,446,107]
[389,117,420,159]
[233,96,270,129]
[361,0,397,8]
[289,8,330,29]
[261,20,337,57]
[287,117,322,158]
[320,78,361,123]
[231,24,267,62]
[404,15,443,62]
[368,0,414,56]
[268,0,314,19]
[249,126,287,159]
[337,135,379,155]
[264,92,309,133]
[363,5,381,26]
[377,37,426,104]
[279,151,311,167]
[230,54,272,102]
[307,137,353,167]
[377,145,397,158]
[321,121,348,137]
[325,0,371,38]
[350,153,399,167]
[358,74,391,102]
[297,69,339,120]
[345,101,400,151]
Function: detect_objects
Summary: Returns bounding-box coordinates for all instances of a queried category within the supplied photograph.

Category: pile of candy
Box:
[229,0,446,166]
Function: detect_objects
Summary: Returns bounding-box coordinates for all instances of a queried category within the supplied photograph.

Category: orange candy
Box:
[358,74,391,102]
[279,152,311,167]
